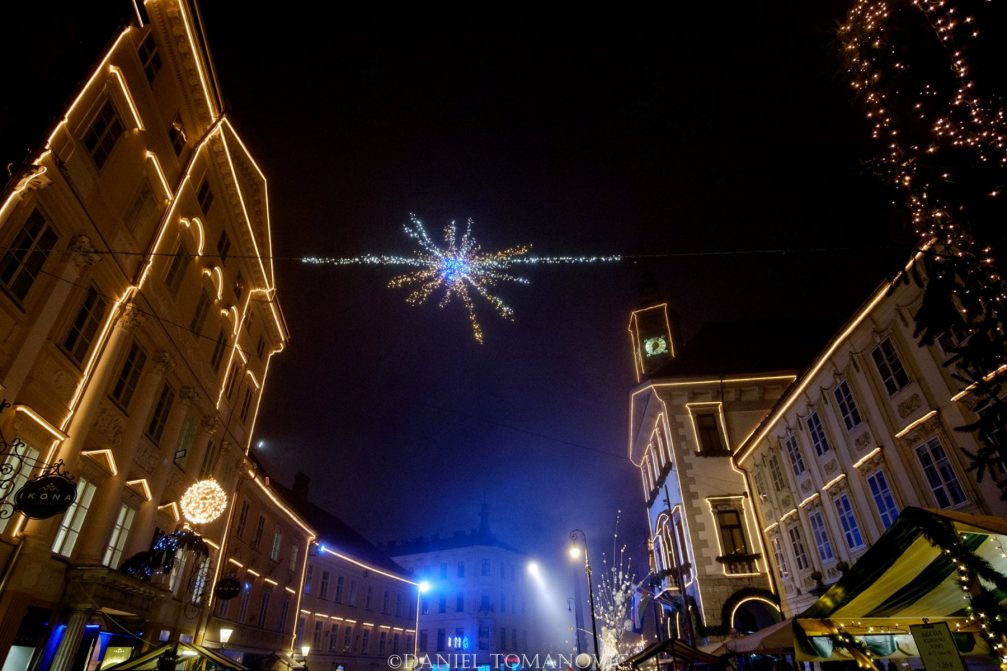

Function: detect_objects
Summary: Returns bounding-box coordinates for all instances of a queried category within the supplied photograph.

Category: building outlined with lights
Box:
[0,1,290,669]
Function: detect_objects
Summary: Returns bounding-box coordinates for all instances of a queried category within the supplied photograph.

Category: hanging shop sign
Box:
[214,577,242,600]
[14,475,77,519]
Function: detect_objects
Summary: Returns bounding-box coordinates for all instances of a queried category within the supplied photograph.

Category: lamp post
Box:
[568,529,599,663]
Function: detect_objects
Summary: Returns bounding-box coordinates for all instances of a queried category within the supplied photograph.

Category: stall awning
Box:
[625,637,721,667]
[104,643,249,671]
[793,507,1007,661]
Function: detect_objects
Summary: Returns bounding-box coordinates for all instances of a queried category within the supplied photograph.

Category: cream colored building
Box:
[0,2,290,669]
[628,302,796,642]
[734,261,1007,617]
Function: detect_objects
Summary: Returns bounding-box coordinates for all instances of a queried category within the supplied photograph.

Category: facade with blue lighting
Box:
[384,506,541,671]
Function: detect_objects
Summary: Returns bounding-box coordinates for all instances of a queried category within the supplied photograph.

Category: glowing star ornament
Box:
[387,215,531,344]
[302,215,621,343]
[180,479,228,525]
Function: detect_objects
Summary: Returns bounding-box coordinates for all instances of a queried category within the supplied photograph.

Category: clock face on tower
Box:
[643,335,668,357]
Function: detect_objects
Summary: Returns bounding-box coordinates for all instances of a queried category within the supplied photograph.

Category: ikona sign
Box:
[14,476,77,519]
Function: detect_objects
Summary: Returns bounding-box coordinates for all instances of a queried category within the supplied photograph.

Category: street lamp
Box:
[301,645,310,661]
[568,529,599,664]
[219,628,233,655]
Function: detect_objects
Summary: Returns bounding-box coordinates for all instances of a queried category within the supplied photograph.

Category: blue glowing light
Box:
[418,580,432,594]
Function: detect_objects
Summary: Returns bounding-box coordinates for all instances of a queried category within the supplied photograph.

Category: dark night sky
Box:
[4,2,911,579]
[194,2,907,573]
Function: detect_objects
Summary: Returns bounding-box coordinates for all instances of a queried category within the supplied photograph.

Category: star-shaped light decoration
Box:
[388,215,530,344]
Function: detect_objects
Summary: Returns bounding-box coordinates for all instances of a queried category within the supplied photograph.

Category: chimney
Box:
[293,472,310,500]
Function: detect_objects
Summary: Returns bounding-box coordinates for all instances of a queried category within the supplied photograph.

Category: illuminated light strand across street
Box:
[301,215,621,343]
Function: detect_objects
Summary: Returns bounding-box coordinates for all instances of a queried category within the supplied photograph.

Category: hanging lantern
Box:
[180,479,228,524]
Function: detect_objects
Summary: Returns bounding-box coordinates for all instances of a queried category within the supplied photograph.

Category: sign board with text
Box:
[910,622,966,671]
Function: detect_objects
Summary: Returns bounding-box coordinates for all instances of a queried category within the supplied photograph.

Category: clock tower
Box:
[628,277,677,382]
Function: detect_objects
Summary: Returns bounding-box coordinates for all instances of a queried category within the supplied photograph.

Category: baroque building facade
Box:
[0,2,291,670]
[630,260,1007,639]
[734,260,1007,617]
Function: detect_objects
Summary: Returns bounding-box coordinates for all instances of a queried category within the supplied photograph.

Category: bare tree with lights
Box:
[591,514,646,671]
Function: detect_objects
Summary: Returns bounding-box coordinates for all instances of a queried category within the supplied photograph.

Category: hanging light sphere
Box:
[180,479,228,524]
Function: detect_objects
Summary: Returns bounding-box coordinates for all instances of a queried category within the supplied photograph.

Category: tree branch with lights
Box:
[840,0,1007,497]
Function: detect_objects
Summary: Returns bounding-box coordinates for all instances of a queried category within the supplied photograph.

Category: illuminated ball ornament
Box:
[180,479,228,525]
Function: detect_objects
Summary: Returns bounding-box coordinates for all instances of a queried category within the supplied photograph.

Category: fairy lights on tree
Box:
[840,0,1007,498]
[303,214,621,343]
[592,514,646,671]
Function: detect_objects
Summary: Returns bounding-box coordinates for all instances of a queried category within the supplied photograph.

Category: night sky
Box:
[6,2,911,581]
[194,2,908,576]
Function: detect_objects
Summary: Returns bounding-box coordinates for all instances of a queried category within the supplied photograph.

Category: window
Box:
[695,411,727,454]
[190,290,211,335]
[867,470,900,529]
[197,177,214,213]
[329,624,340,651]
[225,364,240,399]
[0,209,58,303]
[237,584,252,622]
[257,336,266,359]
[63,286,107,365]
[320,571,330,599]
[271,530,283,562]
[366,586,374,609]
[174,416,196,465]
[199,440,218,479]
[348,579,357,604]
[216,229,231,263]
[138,32,161,82]
[834,494,865,549]
[481,559,491,576]
[808,510,834,563]
[379,631,387,655]
[806,411,831,456]
[145,383,175,444]
[168,115,186,155]
[124,178,158,236]
[344,625,353,651]
[456,592,464,612]
[396,593,403,617]
[290,544,299,572]
[305,566,313,594]
[438,596,447,614]
[102,504,135,568]
[419,630,428,652]
[235,500,250,538]
[245,311,254,334]
[788,525,810,571]
[361,628,371,653]
[164,243,190,294]
[715,509,747,556]
[393,633,401,654]
[84,99,124,168]
[500,628,507,651]
[111,342,147,410]
[240,387,254,423]
[771,536,790,578]
[872,338,910,395]
[478,623,490,651]
[257,588,272,628]
[768,455,785,491]
[252,514,265,549]
[210,328,227,371]
[436,628,446,652]
[783,432,805,477]
[52,478,97,556]
[0,442,40,534]
[314,621,324,648]
[234,271,244,301]
[479,593,491,611]
[421,598,429,615]
[440,562,448,579]
[834,379,862,430]
[335,575,345,602]
[279,594,291,632]
[384,590,390,613]
[916,437,967,507]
